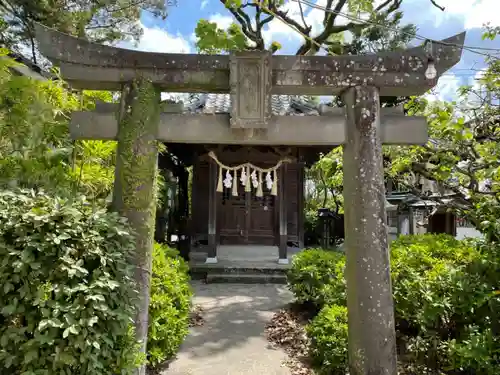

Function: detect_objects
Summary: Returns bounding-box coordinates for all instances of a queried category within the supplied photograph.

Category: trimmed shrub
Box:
[287,248,345,308]
[147,243,192,366]
[291,235,500,374]
[391,234,480,335]
[0,189,140,374]
[306,304,348,375]
[391,234,500,373]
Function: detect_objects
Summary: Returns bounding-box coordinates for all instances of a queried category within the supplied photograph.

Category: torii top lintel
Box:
[34,23,465,97]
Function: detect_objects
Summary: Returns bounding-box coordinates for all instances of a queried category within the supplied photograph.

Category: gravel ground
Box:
[164,281,294,375]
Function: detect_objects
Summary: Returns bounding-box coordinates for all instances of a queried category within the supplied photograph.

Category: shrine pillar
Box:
[278,163,288,264]
[342,85,397,375]
[206,158,218,263]
[112,78,161,375]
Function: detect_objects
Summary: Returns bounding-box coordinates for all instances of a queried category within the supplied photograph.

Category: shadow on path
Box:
[164,281,294,375]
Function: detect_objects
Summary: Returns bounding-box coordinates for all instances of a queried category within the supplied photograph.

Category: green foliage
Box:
[195,0,416,56]
[0,52,167,207]
[305,147,344,218]
[290,235,500,374]
[195,19,249,53]
[483,25,500,41]
[0,51,117,200]
[306,305,348,375]
[391,234,478,331]
[1,0,169,59]
[287,249,345,308]
[440,325,499,375]
[147,243,192,366]
[391,234,500,373]
[386,31,500,241]
[0,189,141,374]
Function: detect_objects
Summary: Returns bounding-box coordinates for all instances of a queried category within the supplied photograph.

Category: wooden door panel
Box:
[215,149,284,246]
[248,192,276,244]
[192,161,209,237]
[219,182,248,244]
[219,206,246,244]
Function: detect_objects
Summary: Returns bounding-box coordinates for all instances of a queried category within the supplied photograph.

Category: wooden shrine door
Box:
[219,182,248,244]
[248,188,276,245]
[219,180,276,245]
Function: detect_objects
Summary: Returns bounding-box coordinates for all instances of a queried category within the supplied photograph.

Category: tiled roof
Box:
[174,93,321,116]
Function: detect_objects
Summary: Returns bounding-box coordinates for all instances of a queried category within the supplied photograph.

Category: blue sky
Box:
[121,0,500,101]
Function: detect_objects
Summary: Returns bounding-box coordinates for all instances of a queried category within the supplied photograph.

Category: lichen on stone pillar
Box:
[342,85,397,375]
[111,77,160,375]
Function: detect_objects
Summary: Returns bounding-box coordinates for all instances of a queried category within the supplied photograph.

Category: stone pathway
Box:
[164,281,294,375]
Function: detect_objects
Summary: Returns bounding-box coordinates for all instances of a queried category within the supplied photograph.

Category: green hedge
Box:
[0,189,140,374]
[147,243,192,366]
[287,248,346,308]
[306,305,348,375]
[0,189,194,373]
[289,234,500,374]
[391,235,500,373]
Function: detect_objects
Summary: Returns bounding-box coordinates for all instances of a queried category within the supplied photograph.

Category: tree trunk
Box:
[111,78,160,375]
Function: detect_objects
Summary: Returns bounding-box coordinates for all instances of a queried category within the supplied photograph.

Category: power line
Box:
[293,0,500,60]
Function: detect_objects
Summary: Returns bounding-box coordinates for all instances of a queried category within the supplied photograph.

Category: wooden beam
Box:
[70,109,428,145]
[278,164,288,264]
[34,23,466,97]
[206,160,218,263]
[297,160,305,248]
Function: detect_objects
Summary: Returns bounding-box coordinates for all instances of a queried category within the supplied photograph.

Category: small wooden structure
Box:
[386,192,457,236]
[34,23,465,375]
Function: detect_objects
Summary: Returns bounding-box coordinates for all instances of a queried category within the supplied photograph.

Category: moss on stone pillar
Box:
[112,77,160,375]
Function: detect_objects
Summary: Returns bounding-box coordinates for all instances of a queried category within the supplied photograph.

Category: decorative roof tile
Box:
[179,93,320,116]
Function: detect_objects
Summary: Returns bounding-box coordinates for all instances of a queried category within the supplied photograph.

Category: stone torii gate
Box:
[34,24,465,375]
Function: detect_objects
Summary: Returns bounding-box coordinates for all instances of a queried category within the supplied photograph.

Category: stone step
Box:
[205,272,287,284]
[190,264,288,277]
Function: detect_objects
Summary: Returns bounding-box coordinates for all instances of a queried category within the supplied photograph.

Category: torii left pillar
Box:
[343,85,397,375]
[112,78,160,375]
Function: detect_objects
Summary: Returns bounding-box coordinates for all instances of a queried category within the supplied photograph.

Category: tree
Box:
[0,0,170,64]
[193,0,449,56]
[306,147,343,212]
[385,29,500,240]
[0,49,118,200]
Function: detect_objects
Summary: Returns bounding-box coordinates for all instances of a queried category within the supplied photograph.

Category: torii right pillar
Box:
[343,85,397,374]
[341,32,466,374]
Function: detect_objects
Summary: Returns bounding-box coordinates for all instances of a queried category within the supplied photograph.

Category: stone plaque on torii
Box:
[34,23,465,375]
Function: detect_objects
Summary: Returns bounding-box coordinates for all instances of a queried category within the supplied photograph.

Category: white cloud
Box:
[459,68,488,109]
[305,0,349,37]
[424,74,462,102]
[201,0,209,10]
[426,0,500,29]
[261,0,350,51]
[262,0,304,46]
[424,68,488,104]
[115,23,193,101]
[209,13,234,29]
[118,22,191,53]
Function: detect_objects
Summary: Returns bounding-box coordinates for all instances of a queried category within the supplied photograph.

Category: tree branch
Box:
[297,0,309,31]
[430,0,445,11]
[225,2,264,48]
[296,0,344,55]
[266,0,310,36]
